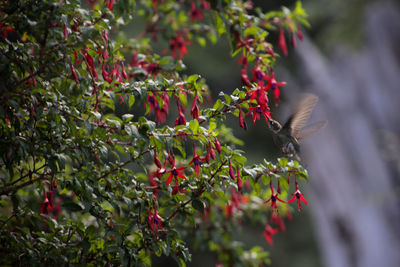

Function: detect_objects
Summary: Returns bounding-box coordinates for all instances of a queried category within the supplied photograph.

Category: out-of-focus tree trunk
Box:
[290,2,400,267]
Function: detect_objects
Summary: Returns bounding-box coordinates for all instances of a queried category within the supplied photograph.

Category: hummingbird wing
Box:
[297,120,327,140]
[284,93,319,139]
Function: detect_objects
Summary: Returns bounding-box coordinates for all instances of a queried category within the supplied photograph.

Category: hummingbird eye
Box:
[270,120,281,132]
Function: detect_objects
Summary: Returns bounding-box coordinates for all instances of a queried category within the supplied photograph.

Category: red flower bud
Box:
[237,168,242,191]
[214,137,221,154]
[278,28,288,56]
[229,160,235,180]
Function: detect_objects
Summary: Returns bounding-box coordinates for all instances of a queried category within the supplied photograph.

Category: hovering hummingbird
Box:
[268,93,327,160]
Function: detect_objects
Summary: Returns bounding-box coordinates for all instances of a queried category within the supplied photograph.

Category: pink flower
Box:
[148,207,163,232]
[190,94,200,119]
[175,105,186,126]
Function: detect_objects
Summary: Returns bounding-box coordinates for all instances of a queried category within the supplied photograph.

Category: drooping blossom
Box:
[264,183,286,210]
[263,222,279,246]
[175,105,187,126]
[147,206,163,232]
[166,154,186,185]
[189,2,203,22]
[247,104,272,124]
[278,28,288,56]
[190,94,200,119]
[214,137,221,154]
[236,167,242,191]
[288,184,308,211]
[270,211,285,232]
[169,33,191,60]
[238,107,247,130]
[229,160,235,180]
[189,146,205,177]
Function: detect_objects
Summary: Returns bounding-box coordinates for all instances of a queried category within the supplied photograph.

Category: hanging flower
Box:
[189,146,205,177]
[229,160,235,180]
[169,33,191,60]
[189,2,203,22]
[190,94,200,119]
[263,223,279,246]
[278,28,288,56]
[166,158,186,185]
[247,104,272,124]
[236,167,242,191]
[288,186,308,211]
[147,207,163,232]
[238,107,247,130]
[175,105,187,126]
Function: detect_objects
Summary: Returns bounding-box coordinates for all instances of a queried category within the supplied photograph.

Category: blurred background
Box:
[128,0,400,266]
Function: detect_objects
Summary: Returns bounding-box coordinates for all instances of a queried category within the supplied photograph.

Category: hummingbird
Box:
[268,93,327,160]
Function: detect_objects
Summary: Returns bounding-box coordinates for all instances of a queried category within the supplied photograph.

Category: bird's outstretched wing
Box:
[297,120,327,140]
[283,93,319,139]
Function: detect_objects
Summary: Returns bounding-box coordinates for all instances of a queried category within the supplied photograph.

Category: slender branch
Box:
[0,172,49,196]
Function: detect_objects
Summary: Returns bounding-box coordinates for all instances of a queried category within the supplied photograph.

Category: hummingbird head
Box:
[269,119,282,133]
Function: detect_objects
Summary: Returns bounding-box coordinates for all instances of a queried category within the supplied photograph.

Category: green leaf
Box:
[188,119,199,134]
[191,199,204,215]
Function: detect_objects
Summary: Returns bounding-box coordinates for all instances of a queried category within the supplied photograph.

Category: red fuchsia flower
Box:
[214,137,221,154]
[247,85,269,106]
[247,104,272,125]
[229,160,235,180]
[108,0,115,11]
[265,45,275,57]
[190,94,200,119]
[288,184,308,211]
[154,151,162,169]
[264,183,286,210]
[189,2,203,22]
[236,167,242,191]
[175,105,187,126]
[40,192,51,215]
[201,0,210,9]
[0,23,15,39]
[147,93,169,124]
[148,207,163,232]
[251,67,268,83]
[63,22,68,40]
[70,63,79,83]
[166,160,186,185]
[269,71,286,105]
[102,63,113,83]
[169,33,191,60]
[121,62,128,80]
[297,25,303,41]
[208,141,216,160]
[241,68,251,87]
[278,28,288,56]
[270,211,285,232]
[238,107,247,130]
[189,146,205,177]
[152,159,167,179]
[263,222,279,246]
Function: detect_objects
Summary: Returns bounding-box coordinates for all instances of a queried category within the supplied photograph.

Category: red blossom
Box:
[278,28,288,56]
[288,187,308,211]
[108,0,115,11]
[166,156,186,185]
[189,2,203,22]
[270,72,286,105]
[175,105,186,126]
[229,160,235,180]
[214,137,221,154]
[236,167,242,191]
[247,104,272,124]
[264,223,279,246]
[239,107,247,130]
[189,146,205,177]
[70,63,79,83]
[63,22,68,40]
[208,141,216,159]
[148,207,163,232]
[190,94,200,119]
[169,33,191,60]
